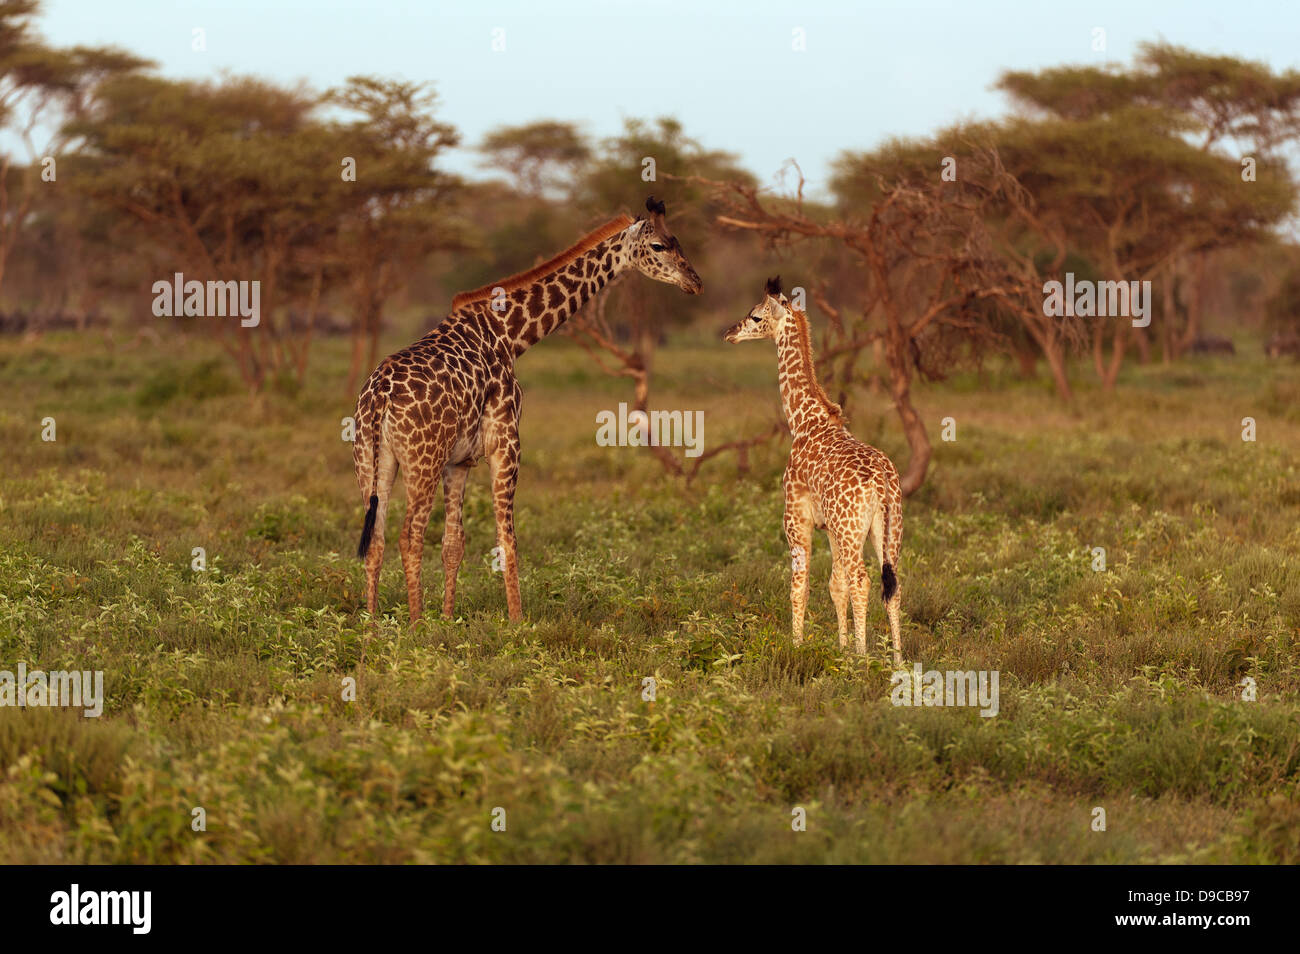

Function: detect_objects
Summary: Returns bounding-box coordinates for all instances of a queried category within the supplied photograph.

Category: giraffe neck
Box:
[776,310,839,437]
[495,229,636,356]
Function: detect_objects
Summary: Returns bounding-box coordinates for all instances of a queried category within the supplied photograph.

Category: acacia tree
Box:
[1139,44,1300,358]
[70,75,326,388]
[0,0,145,300]
[327,76,465,392]
[685,150,1051,496]
[555,118,767,478]
[997,110,1290,387]
[831,138,1081,401]
[998,44,1300,368]
[12,175,149,325]
[0,0,58,298]
[69,72,463,390]
[478,119,590,199]
[1001,43,1300,155]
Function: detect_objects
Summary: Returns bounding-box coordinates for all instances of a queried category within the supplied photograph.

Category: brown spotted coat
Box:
[725,277,904,665]
[353,198,701,623]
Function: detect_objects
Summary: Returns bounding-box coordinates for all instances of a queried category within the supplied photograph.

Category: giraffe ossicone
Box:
[724,276,906,667]
[353,196,701,624]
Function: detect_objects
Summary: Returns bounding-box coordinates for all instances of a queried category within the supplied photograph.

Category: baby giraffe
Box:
[725,277,904,666]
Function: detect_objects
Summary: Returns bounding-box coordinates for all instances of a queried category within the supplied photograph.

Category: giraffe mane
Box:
[450,214,635,310]
[789,307,844,420]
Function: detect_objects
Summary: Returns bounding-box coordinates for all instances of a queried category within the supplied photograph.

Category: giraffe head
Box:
[626,196,703,294]
[724,276,790,342]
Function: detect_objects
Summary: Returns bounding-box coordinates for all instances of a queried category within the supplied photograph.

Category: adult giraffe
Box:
[354,197,702,622]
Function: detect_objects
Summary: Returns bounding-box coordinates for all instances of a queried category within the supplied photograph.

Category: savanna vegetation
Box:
[1,330,1298,863]
[2,0,1299,863]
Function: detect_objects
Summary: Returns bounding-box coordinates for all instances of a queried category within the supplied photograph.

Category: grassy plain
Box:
[1,325,1297,863]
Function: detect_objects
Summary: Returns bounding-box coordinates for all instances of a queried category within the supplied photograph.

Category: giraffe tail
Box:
[356,386,388,560]
[881,562,897,601]
[881,496,899,601]
[357,495,379,560]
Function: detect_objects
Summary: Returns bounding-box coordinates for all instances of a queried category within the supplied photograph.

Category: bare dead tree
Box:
[563,285,783,482]
[670,153,1074,497]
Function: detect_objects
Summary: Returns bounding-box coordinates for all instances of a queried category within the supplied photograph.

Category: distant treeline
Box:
[3,1,1300,486]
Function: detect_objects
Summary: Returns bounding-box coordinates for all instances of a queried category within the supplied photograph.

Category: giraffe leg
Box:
[440,461,470,618]
[884,576,903,669]
[827,532,850,650]
[398,468,438,625]
[488,444,522,622]
[783,500,813,646]
[844,525,870,655]
[362,444,398,617]
[848,560,871,656]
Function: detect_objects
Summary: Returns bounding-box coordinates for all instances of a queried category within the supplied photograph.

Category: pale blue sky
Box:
[33,0,1300,195]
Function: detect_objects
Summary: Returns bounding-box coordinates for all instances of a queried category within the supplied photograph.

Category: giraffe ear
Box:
[765,275,782,297]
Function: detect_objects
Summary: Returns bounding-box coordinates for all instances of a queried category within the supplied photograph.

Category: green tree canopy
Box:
[479,119,590,198]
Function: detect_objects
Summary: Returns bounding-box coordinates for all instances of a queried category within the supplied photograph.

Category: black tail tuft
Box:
[357,494,379,560]
[881,562,898,601]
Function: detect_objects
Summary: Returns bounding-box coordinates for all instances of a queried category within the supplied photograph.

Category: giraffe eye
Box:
[650,243,665,252]
[748,314,759,323]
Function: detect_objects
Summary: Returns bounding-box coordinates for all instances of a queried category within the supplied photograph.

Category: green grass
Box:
[0,325,1297,863]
